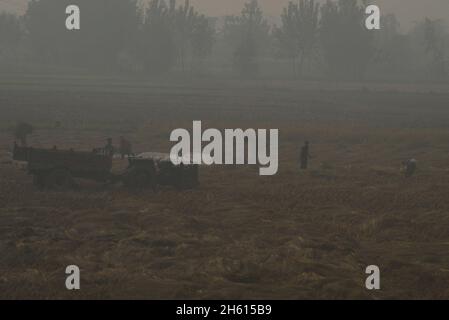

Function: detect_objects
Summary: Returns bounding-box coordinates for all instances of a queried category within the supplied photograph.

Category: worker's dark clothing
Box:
[300,144,309,170]
[405,159,417,177]
[104,142,115,157]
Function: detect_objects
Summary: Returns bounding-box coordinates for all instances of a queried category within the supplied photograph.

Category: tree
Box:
[190,15,215,72]
[320,0,373,80]
[371,14,411,76]
[223,0,270,77]
[140,0,214,74]
[140,0,176,74]
[275,0,320,78]
[171,0,215,72]
[25,0,140,70]
[373,14,400,63]
[0,13,23,64]
[172,0,195,71]
[408,18,448,82]
[423,18,447,81]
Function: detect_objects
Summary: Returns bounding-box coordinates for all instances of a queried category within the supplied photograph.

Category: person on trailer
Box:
[104,138,115,157]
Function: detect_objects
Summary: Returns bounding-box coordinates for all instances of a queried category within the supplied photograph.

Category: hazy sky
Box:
[1,0,448,30]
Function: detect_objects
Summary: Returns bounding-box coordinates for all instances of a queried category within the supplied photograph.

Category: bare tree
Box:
[140,0,176,74]
[371,14,412,78]
[0,12,23,65]
[223,0,270,77]
[408,18,448,82]
[172,0,215,72]
[423,18,447,81]
[275,0,320,78]
[190,15,215,72]
[140,0,214,74]
[320,0,373,80]
[25,0,140,70]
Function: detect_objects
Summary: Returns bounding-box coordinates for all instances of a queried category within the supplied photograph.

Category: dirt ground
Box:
[1,76,449,299]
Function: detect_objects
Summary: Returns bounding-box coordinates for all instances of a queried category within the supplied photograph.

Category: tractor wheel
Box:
[44,168,74,190]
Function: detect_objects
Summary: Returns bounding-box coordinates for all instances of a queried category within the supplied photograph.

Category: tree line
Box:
[0,0,448,81]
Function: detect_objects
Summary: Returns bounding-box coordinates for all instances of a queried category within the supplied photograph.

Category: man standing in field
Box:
[300,141,311,170]
[403,158,417,177]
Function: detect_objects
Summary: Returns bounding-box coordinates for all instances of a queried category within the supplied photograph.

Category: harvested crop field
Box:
[1,76,449,299]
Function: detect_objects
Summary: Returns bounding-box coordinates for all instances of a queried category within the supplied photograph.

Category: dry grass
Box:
[1,78,449,299]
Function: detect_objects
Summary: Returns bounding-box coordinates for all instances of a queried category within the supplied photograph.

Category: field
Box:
[1,75,449,299]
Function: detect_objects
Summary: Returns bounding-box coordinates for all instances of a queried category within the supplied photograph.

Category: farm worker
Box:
[300,141,310,170]
[119,136,133,159]
[104,138,115,157]
[404,159,417,177]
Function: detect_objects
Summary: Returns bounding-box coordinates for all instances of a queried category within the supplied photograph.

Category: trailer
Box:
[12,144,199,190]
[13,143,113,189]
